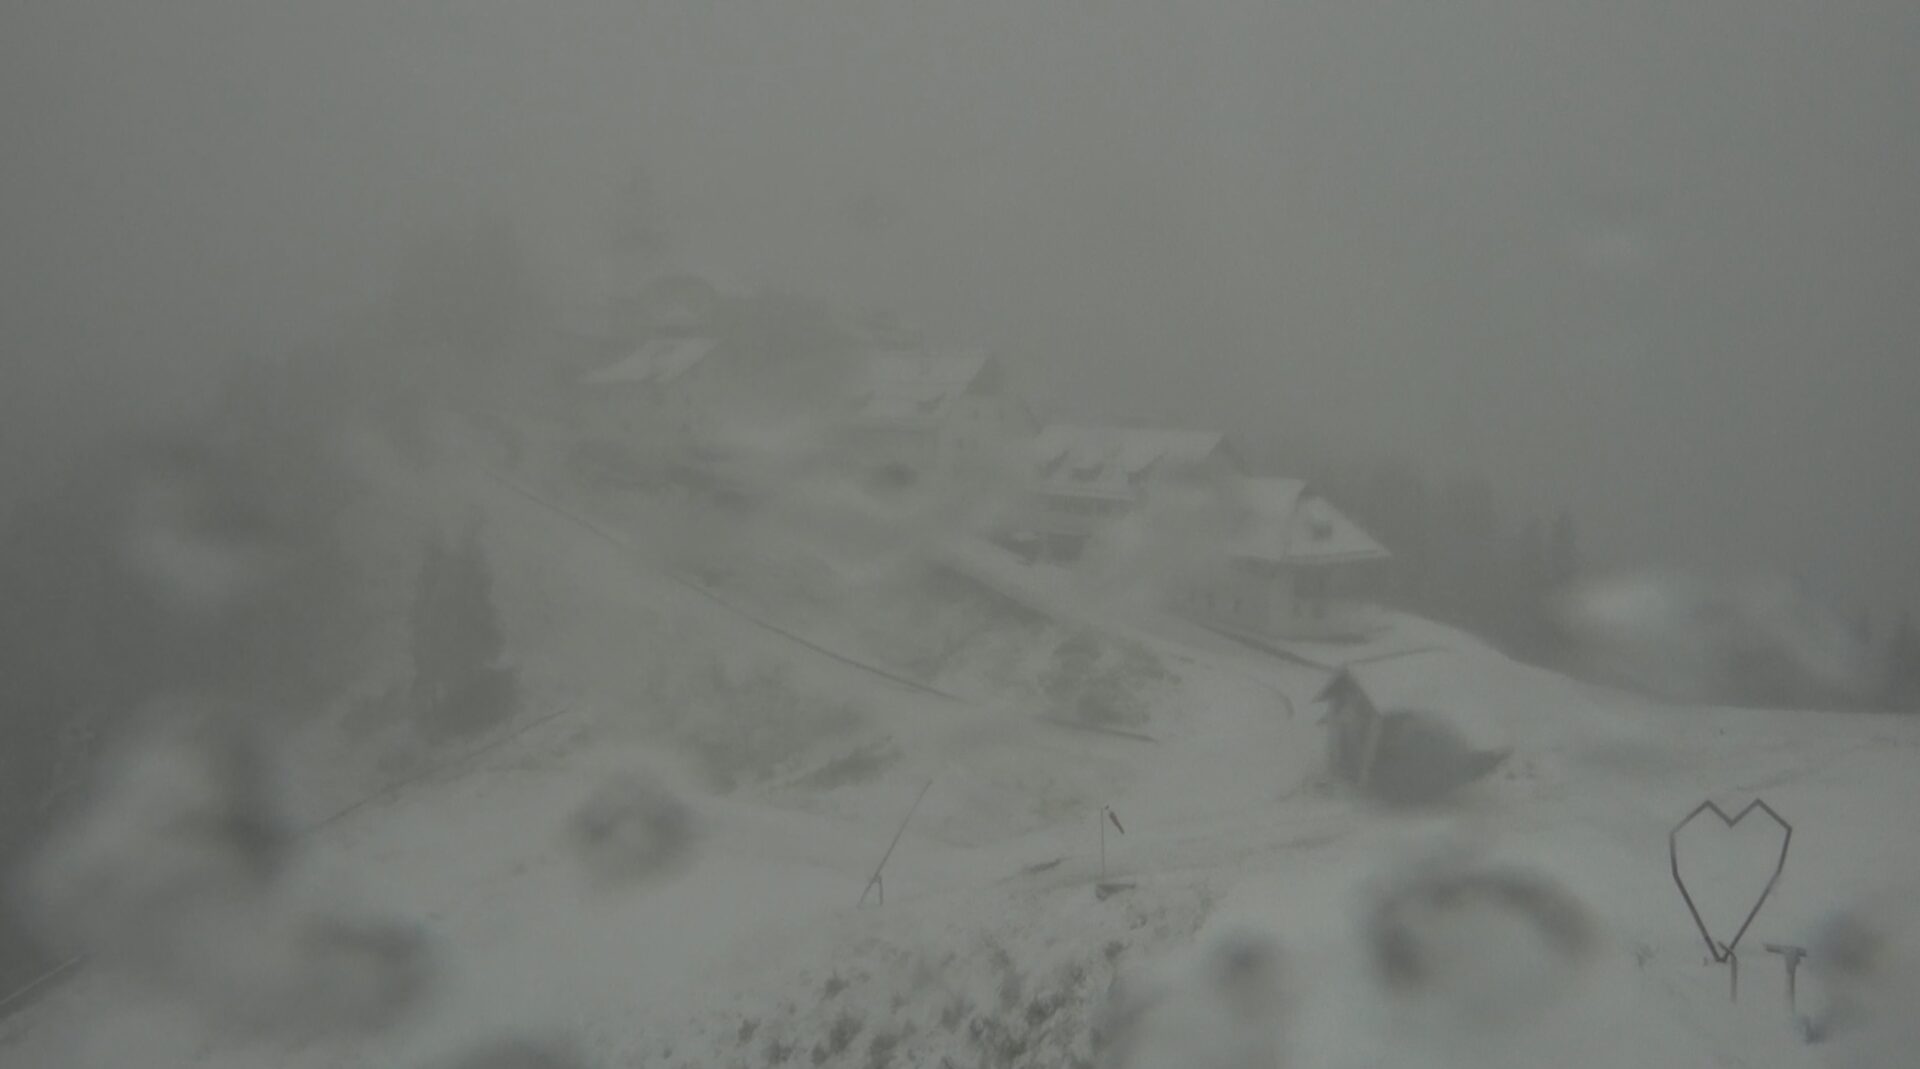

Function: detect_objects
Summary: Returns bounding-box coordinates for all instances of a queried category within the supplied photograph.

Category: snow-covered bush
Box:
[1040,631,1177,730]
[567,771,697,888]
[411,523,519,743]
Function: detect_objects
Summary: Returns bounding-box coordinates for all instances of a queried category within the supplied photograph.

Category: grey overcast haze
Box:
[9,5,1920,1068]
[6,0,1918,613]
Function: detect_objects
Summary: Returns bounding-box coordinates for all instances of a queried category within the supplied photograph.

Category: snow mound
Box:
[1096,925,1292,1069]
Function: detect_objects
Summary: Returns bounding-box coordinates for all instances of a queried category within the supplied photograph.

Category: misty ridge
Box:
[2,4,1919,1069]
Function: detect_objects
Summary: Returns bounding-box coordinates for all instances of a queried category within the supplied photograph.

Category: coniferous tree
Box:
[411,520,515,740]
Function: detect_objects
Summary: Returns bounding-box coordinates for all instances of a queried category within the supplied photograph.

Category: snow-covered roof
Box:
[1226,478,1390,566]
[579,337,721,388]
[1032,425,1229,499]
[851,350,996,427]
[1316,650,1512,751]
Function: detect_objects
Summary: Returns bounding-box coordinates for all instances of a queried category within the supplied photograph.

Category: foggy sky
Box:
[4,1,1916,616]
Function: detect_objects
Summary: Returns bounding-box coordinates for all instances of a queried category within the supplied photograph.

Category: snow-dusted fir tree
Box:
[410,519,515,740]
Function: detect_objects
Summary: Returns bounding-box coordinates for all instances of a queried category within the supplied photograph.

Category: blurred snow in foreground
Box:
[15,700,432,1040]
[1802,888,1920,1068]
[1357,847,1598,1051]
[1096,925,1292,1069]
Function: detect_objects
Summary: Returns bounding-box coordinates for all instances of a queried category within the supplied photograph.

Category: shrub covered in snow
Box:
[1040,630,1178,730]
[410,522,519,742]
[567,771,697,888]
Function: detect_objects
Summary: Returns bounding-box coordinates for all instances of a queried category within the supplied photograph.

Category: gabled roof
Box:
[1226,478,1390,566]
[1032,424,1230,498]
[579,336,721,388]
[851,350,997,426]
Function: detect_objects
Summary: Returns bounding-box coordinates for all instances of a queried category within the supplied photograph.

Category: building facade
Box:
[1026,425,1242,562]
[843,350,1034,490]
[1180,478,1393,642]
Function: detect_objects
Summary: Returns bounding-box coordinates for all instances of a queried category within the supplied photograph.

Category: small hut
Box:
[1314,652,1513,806]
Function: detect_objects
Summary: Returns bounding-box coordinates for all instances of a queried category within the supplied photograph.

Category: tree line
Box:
[1298,453,1920,711]
[1289,456,1580,665]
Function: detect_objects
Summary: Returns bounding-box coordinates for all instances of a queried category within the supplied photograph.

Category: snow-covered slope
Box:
[7,439,1920,1069]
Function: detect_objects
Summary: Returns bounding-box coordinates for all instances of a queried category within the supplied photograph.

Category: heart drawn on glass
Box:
[1669,798,1793,962]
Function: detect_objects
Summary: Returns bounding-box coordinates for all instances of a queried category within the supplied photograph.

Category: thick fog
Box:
[6,0,1917,609]
[4,3,1920,1068]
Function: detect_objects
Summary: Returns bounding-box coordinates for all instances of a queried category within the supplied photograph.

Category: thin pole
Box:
[1098,806,1124,881]
[1766,944,1808,1015]
[860,778,935,907]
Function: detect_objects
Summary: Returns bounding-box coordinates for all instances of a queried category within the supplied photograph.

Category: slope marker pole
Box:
[1099,805,1125,880]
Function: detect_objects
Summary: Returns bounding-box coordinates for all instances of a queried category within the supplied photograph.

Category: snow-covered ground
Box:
[6,438,1919,1069]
